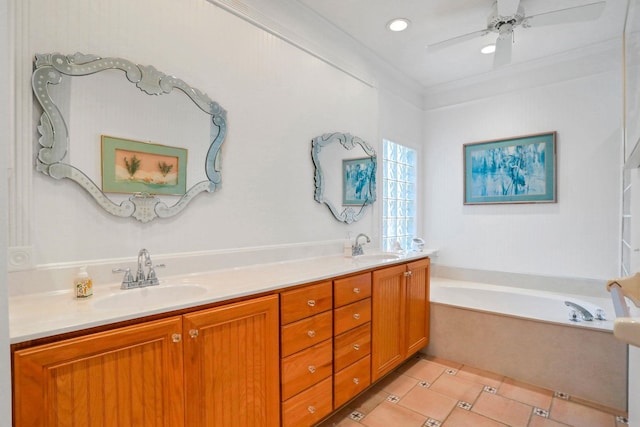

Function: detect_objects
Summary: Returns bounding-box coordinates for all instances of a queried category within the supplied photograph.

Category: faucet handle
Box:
[112,267,135,288]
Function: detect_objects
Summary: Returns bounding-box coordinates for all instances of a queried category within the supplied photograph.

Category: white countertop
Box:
[9,251,431,344]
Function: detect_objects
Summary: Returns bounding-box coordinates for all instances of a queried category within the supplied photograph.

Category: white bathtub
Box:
[426,277,627,410]
[430,277,615,331]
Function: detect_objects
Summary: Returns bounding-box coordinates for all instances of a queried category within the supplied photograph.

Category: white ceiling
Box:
[295,0,628,89]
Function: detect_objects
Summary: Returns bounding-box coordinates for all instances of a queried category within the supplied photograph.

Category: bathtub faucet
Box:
[564,301,594,321]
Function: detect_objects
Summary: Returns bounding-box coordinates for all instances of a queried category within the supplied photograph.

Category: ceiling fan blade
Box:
[524,1,606,27]
[426,29,490,52]
[497,0,520,17]
[493,31,513,68]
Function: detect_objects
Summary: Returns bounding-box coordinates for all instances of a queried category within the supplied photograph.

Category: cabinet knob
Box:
[307,299,316,307]
[189,329,199,339]
[353,287,360,294]
[353,378,360,385]
[404,271,413,277]
[307,330,316,338]
[308,406,316,414]
[308,365,316,374]
[353,313,360,320]
[171,333,181,343]
[353,343,360,351]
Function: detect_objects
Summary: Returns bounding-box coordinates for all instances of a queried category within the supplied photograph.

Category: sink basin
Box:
[354,253,401,261]
[614,317,640,347]
[93,284,208,311]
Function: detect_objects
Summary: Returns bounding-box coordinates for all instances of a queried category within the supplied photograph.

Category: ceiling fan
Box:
[427,0,606,68]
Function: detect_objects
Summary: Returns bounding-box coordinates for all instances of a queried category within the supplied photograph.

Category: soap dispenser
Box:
[74,266,93,298]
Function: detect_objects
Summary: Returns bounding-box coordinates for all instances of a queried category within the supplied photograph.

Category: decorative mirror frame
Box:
[32,52,227,222]
[311,132,377,224]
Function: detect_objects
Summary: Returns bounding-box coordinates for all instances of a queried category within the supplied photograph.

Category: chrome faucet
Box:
[113,248,164,290]
[352,233,370,256]
[564,301,594,321]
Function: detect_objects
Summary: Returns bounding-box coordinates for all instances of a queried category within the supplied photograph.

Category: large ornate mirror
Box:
[32,52,227,222]
[312,132,376,224]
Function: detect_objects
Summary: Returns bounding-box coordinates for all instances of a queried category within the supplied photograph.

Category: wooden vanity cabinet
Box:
[279,281,333,427]
[13,294,280,427]
[332,272,372,408]
[371,257,430,382]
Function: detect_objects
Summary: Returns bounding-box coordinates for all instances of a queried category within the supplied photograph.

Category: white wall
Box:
[424,70,623,280]
[0,0,12,420]
[12,0,412,271]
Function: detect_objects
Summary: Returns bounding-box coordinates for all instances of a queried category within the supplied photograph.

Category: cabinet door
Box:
[14,317,184,427]
[371,264,407,382]
[406,258,430,355]
[183,294,280,427]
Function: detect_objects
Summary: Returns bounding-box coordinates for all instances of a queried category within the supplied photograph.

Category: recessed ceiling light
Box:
[387,18,410,32]
[481,44,496,54]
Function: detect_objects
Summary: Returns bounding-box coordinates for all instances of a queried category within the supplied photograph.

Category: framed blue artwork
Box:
[342,157,377,206]
[463,132,556,204]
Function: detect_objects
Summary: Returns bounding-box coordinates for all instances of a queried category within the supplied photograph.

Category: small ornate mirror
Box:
[311,132,377,224]
[32,52,227,222]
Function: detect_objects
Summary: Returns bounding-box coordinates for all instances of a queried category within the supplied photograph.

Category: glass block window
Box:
[382,139,417,252]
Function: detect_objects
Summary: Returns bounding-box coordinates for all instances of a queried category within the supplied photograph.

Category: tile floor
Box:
[317,355,628,427]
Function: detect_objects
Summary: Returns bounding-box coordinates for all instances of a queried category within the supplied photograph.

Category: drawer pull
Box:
[189,329,199,339]
[353,377,360,385]
[353,344,360,351]
[307,299,316,307]
[353,313,360,320]
[308,365,316,374]
[353,287,360,294]
[308,406,316,414]
[307,330,316,338]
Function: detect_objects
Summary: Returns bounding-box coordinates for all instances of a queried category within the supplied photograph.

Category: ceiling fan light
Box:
[481,44,496,54]
[387,18,410,32]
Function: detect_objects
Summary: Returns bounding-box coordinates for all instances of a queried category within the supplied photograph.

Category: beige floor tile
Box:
[549,398,617,427]
[375,373,418,397]
[527,415,571,427]
[360,402,426,427]
[499,378,553,410]
[349,388,389,415]
[398,358,448,383]
[442,407,508,427]
[456,365,504,389]
[398,386,458,420]
[423,355,464,370]
[316,406,357,427]
[430,374,484,403]
[472,392,533,427]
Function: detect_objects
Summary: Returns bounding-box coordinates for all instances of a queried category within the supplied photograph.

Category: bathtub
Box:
[426,277,628,411]
[430,278,615,331]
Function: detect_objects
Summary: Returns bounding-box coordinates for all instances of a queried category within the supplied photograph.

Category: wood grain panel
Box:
[280,311,333,357]
[334,273,371,307]
[371,264,406,382]
[281,339,333,400]
[13,316,184,427]
[183,294,280,427]
[406,258,430,355]
[333,355,371,408]
[334,323,370,372]
[281,376,333,427]
[280,281,333,324]
[333,298,371,335]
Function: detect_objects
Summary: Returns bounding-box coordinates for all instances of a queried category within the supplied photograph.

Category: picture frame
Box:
[463,132,556,205]
[101,135,188,195]
[342,157,377,206]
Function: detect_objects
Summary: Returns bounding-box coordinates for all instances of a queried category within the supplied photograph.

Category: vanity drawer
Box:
[282,376,333,427]
[281,339,333,400]
[334,298,371,335]
[281,311,333,357]
[281,281,333,325]
[334,273,371,307]
[333,355,371,409]
[334,323,371,372]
